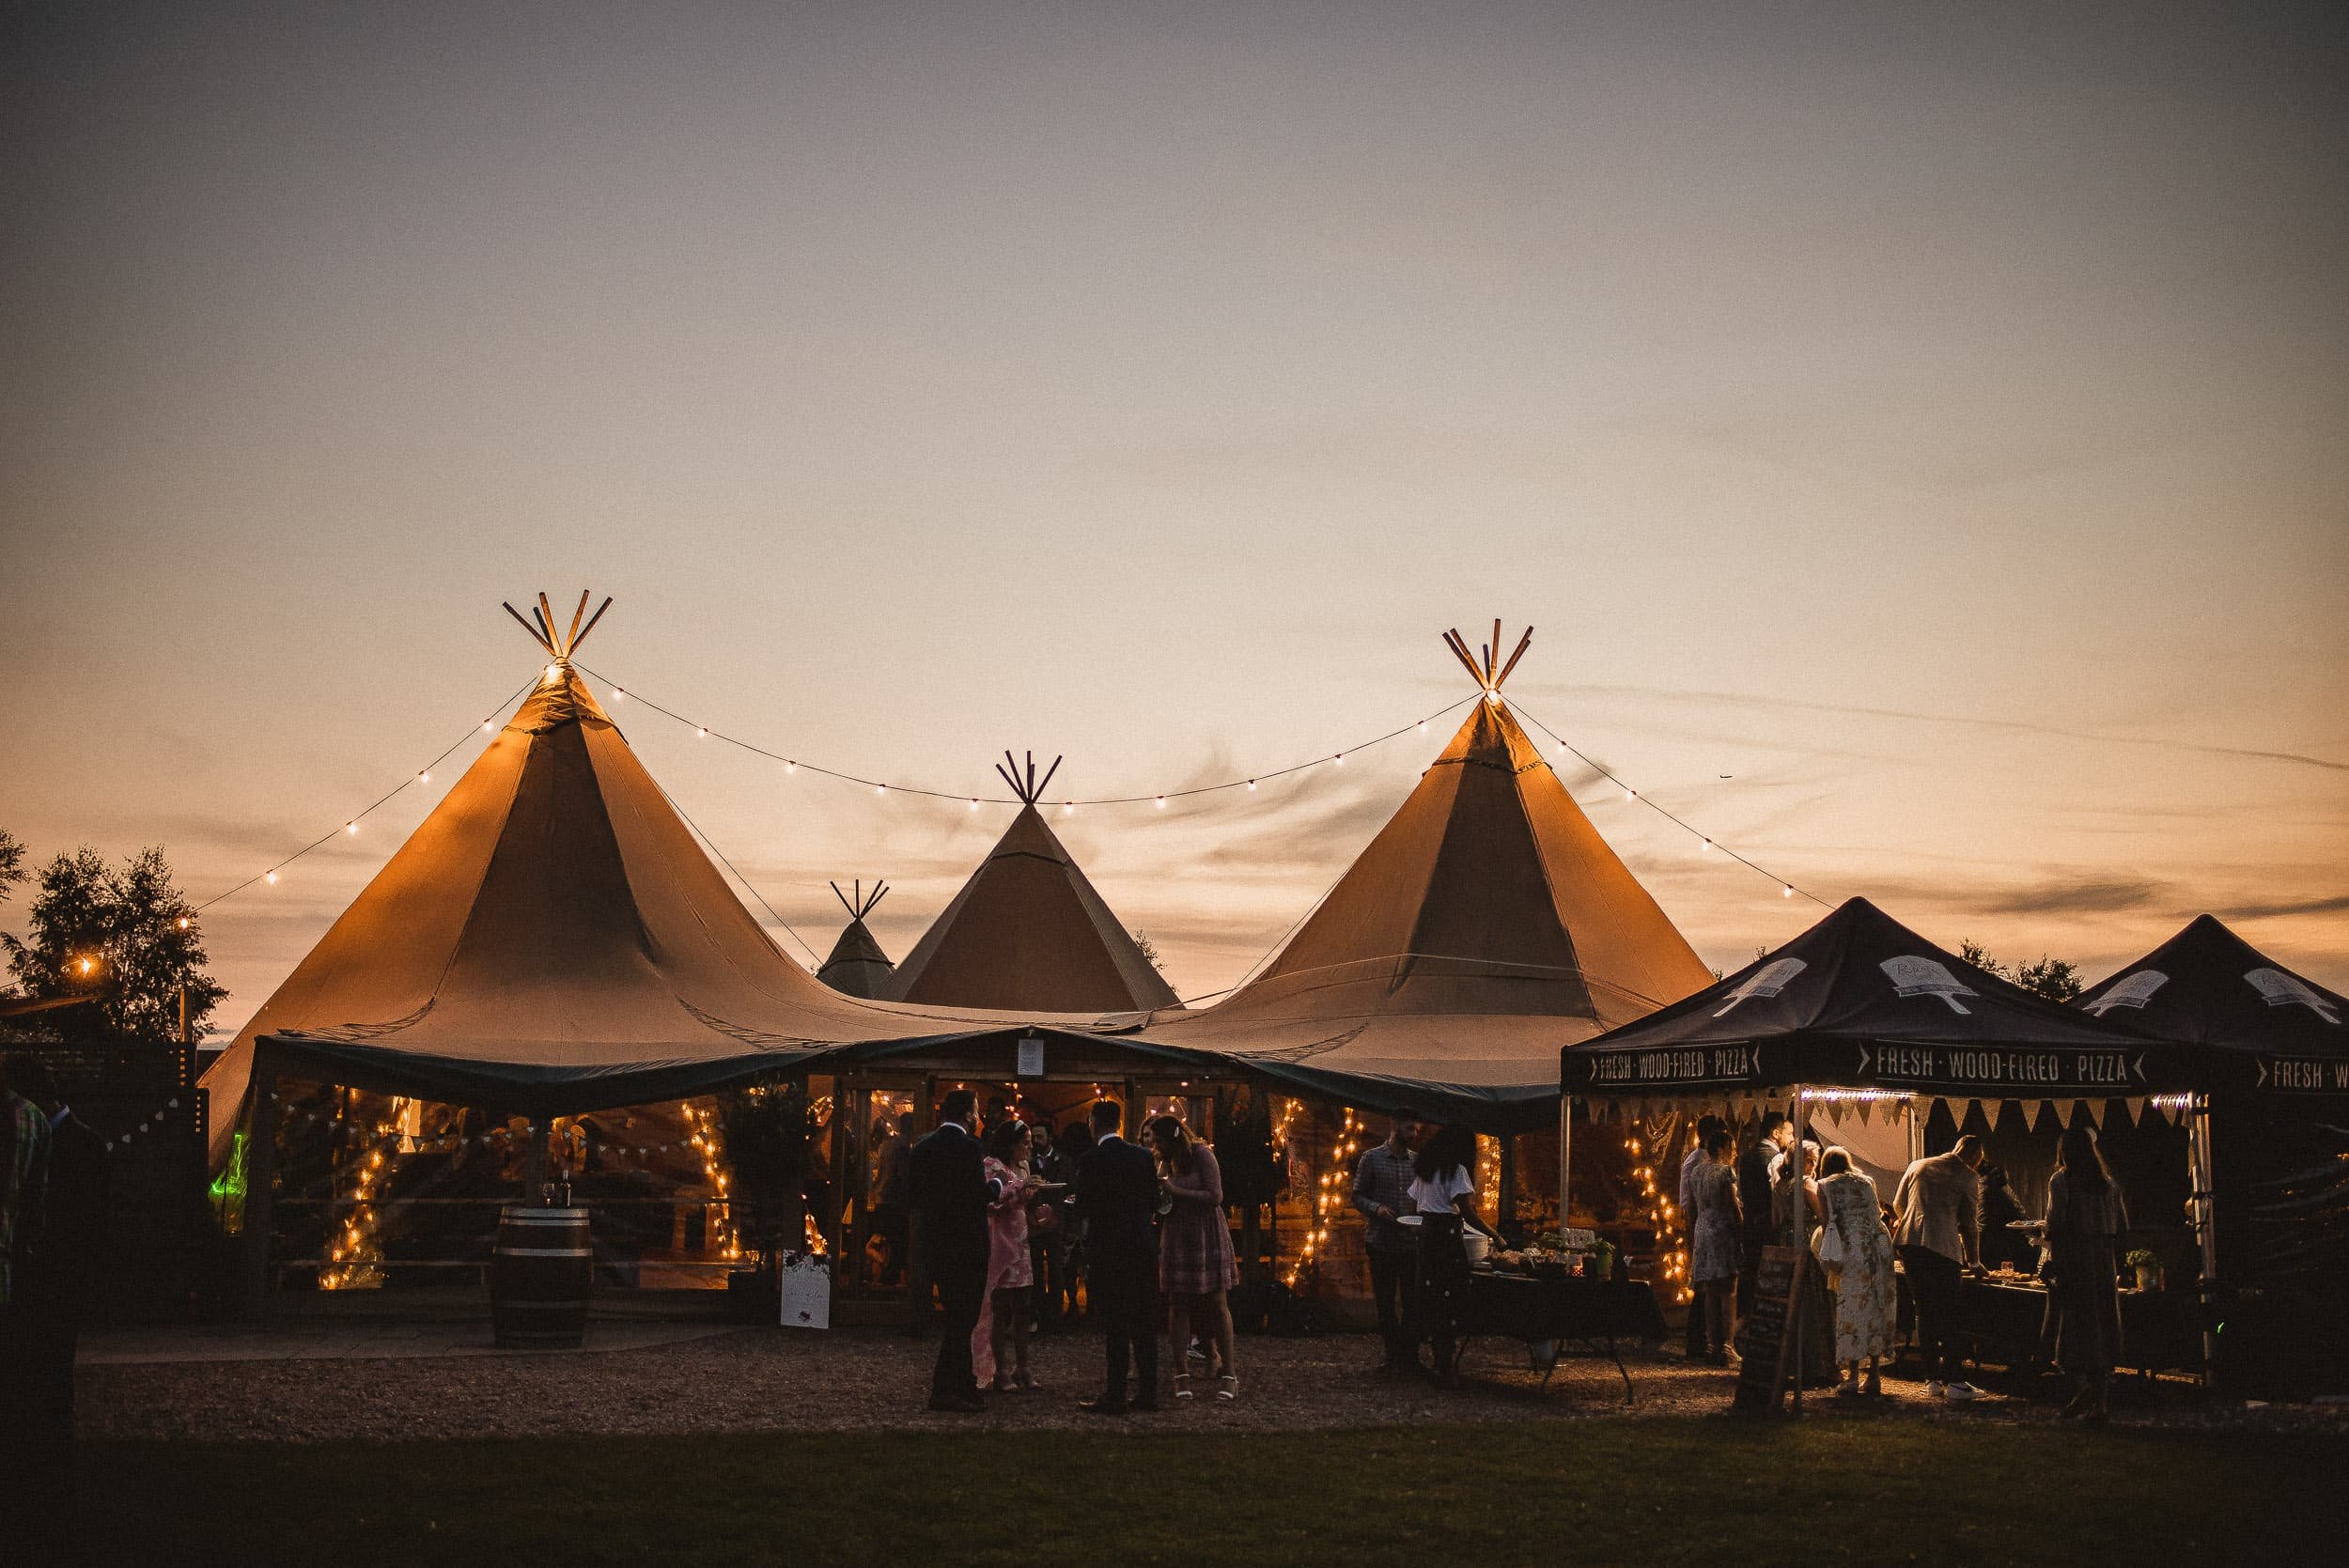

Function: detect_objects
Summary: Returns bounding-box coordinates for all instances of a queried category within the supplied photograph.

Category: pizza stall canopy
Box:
[883,751,1181,1018]
[1133,624,1715,1131]
[2077,914,2349,1097]
[1562,895,2187,1104]
[196,595,1116,1164]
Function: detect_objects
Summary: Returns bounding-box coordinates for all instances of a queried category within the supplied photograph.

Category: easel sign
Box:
[780,1251,832,1330]
[1732,1244,1804,1414]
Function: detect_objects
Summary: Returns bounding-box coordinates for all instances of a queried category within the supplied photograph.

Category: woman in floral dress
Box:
[1817,1146,1896,1395]
[1151,1115,1239,1401]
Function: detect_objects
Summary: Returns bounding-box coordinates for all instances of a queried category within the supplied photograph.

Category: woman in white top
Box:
[1408,1124,1498,1387]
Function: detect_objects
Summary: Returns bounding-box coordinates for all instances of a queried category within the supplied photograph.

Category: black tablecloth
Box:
[1459,1270,1667,1343]
[1954,1279,2202,1374]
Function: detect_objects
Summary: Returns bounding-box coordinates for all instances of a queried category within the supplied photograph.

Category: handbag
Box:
[1812,1219,1846,1269]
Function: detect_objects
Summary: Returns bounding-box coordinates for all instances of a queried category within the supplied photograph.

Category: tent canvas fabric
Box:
[816,917,895,1000]
[1561,896,2187,1099]
[197,664,1032,1156]
[2076,915,2349,1097]
[1133,693,1714,1128]
[884,803,1181,1016]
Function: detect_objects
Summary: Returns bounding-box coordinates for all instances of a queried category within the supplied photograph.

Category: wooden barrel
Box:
[491,1205,592,1349]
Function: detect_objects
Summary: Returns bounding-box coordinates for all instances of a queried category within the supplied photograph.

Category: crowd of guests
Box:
[906,1095,1511,1411]
[1,1054,109,1559]
[1680,1110,2130,1419]
[907,1092,1246,1414]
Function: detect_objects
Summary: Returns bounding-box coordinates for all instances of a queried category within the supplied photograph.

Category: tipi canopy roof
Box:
[2075,915,2349,1095]
[1143,625,1713,1122]
[817,879,897,1001]
[199,596,997,1155]
[1563,896,2183,1098]
[886,752,1181,1017]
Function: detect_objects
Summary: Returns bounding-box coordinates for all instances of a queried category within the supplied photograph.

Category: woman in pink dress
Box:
[974,1120,1038,1390]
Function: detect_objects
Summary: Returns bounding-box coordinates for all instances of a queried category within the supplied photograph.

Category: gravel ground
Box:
[78,1325,2349,1444]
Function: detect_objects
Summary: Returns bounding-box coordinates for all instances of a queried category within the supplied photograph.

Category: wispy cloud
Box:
[1518,682,2349,774]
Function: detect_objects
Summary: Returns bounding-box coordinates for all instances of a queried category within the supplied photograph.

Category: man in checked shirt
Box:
[1351,1114,1422,1374]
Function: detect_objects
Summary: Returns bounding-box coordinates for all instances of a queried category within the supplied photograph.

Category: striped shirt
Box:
[1351,1141,1419,1252]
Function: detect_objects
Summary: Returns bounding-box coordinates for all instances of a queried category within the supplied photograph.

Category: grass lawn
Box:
[87,1419,2340,1567]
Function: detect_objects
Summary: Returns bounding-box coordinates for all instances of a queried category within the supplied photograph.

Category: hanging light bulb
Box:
[418,770,430,784]
[542,663,560,685]
[875,784,886,796]
[1062,801,1074,815]
[1417,720,1426,732]
[482,721,494,734]
[1701,839,1712,853]
[1332,753,1344,766]
[1247,779,1256,791]
[177,917,190,930]
[1156,796,1167,810]
[1625,787,1637,801]
[345,821,357,835]
[1782,884,1795,898]
[695,726,708,739]
[786,760,796,774]
[266,870,279,885]
[968,798,979,811]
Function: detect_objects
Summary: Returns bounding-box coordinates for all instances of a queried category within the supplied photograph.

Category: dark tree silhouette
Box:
[2,845,225,1042]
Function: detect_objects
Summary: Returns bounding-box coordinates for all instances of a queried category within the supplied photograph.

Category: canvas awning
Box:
[2076,915,2349,1098]
[1562,896,2192,1102]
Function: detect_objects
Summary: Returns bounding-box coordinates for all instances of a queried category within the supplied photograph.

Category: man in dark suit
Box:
[1074,1099,1160,1415]
[907,1088,1000,1413]
[1735,1110,1792,1321]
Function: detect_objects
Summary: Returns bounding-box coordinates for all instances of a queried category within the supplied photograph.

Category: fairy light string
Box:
[190,658,1827,924]
[576,661,1475,808]
[1508,699,1832,908]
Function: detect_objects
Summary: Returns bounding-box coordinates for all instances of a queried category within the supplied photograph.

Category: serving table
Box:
[1454,1269,1667,1403]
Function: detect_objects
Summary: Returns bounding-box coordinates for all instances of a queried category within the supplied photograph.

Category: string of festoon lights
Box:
[192,665,1828,915]
[191,677,539,912]
[574,662,1478,810]
[1508,700,1832,908]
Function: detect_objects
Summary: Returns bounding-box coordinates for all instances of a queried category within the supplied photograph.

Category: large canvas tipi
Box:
[886,752,1181,1017]
[199,595,972,1160]
[1143,625,1712,1122]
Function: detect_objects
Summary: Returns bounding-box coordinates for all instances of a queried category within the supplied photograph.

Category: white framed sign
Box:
[780,1251,832,1330]
[1016,1034,1045,1078]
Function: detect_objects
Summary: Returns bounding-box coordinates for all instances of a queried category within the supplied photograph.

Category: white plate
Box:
[1396,1213,1425,1226]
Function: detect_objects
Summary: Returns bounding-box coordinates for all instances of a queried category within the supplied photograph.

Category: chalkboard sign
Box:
[1733,1244,1804,1413]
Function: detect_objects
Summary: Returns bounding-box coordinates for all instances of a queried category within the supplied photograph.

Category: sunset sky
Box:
[5,2,2343,1036]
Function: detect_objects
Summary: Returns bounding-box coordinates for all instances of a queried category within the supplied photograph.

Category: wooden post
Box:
[524,1117,551,1203]
[1790,1085,1806,1414]
[241,1047,280,1308]
[2190,1094,2219,1383]
[1557,1096,1573,1231]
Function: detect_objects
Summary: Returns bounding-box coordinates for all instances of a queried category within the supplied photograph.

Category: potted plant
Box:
[2123,1248,2163,1293]
[1587,1237,1617,1281]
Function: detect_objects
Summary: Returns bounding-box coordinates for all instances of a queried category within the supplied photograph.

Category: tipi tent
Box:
[198,595,992,1162]
[886,752,1181,1017]
[1140,626,1713,1126]
[817,879,897,1000]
